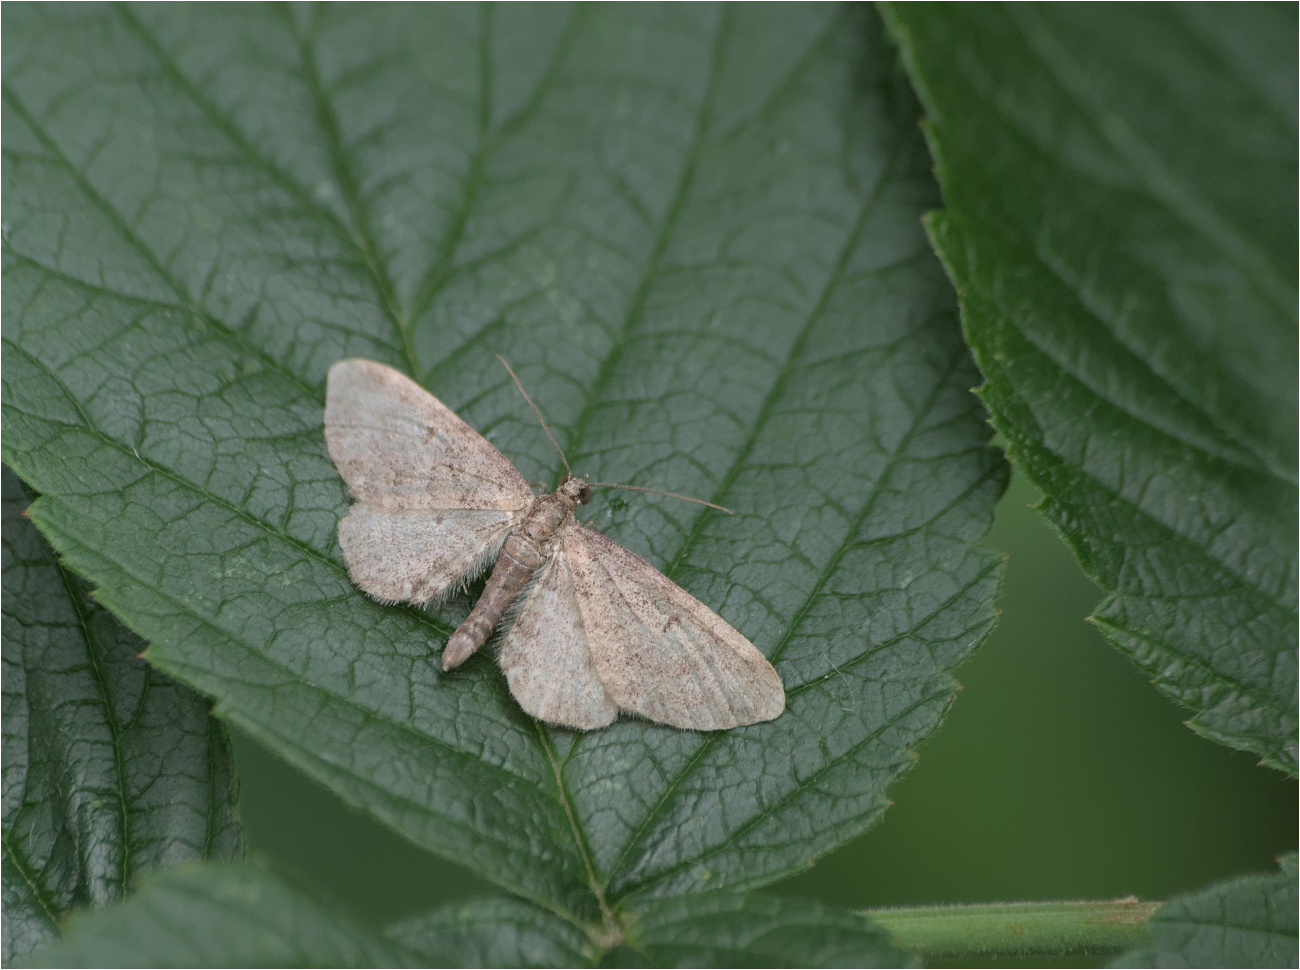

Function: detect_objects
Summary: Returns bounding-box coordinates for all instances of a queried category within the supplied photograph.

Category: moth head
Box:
[558,475,592,506]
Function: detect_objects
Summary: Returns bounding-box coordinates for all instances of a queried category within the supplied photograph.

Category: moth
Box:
[323,358,784,731]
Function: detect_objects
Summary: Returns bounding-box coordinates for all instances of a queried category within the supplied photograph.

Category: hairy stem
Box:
[864,898,1159,959]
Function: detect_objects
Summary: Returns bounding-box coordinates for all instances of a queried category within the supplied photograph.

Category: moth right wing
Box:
[325,359,534,604]
[562,525,784,731]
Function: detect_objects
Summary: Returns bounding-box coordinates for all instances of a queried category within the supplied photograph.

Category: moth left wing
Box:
[338,504,515,606]
[325,358,533,512]
[496,549,619,730]
[561,525,784,731]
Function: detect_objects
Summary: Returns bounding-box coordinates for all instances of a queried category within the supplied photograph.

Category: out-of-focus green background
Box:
[229,471,1297,929]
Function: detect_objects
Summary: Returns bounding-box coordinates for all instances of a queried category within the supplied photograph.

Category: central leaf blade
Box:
[2,3,1004,923]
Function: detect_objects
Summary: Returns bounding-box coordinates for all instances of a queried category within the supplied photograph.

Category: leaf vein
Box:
[621,685,953,899]
[559,5,732,470]
[290,13,413,371]
[0,831,62,937]
[0,86,322,403]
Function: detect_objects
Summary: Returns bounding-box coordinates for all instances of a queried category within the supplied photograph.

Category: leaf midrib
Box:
[554,8,870,890]
[537,3,734,914]
[52,553,134,893]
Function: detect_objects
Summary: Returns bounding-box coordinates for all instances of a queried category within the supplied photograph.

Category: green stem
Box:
[864,898,1160,959]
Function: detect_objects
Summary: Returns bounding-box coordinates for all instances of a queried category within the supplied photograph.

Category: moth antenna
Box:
[589,482,733,514]
[496,356,573,480]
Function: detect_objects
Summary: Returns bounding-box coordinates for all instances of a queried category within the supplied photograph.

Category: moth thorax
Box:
[519,491,575,543]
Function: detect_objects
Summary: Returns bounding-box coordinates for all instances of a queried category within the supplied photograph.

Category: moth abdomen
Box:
[441,491,577,671]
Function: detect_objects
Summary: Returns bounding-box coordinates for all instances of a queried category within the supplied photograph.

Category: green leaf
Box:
[1112,854,1298,968]
[16,862,420,968]
[2,0,1004,936]
[882,4,1298,773]
[1,466,243,963]
[616,893,909,967]
[391,897,597,968]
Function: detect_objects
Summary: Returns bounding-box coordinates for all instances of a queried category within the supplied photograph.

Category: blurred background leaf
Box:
[1,467,242,963]
[882,2,1298,774]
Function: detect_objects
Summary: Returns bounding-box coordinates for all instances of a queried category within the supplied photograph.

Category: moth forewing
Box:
[324,358,785,731]
[324,359,532,511]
